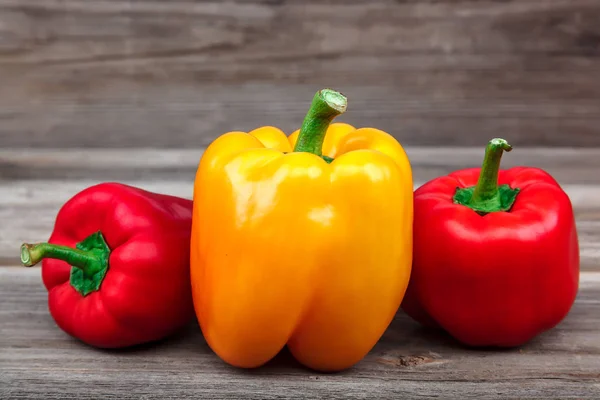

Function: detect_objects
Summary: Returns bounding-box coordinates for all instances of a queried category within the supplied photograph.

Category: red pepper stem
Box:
[453,138,519,215]
[21,242,103,277]
[470,138,512,205]
[293,88,347,157]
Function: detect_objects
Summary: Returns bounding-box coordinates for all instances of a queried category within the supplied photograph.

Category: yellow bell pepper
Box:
[190,89,413,372]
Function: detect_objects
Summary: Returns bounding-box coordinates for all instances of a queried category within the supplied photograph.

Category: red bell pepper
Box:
[20,182,195,348]
[402,138,579,347]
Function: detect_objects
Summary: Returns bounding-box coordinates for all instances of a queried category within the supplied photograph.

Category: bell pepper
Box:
[402,139,580,347]
[190,89,413,371]
[20,182,195,348]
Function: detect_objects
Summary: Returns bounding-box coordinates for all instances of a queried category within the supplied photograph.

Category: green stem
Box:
[21,242,103,276]
[20,231,111,296]
[293,88,347,157]
[453,138,520,215]
[470,138,512,204]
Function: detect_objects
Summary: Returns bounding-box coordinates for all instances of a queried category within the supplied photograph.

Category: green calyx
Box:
[293,88,347,162]
[453,138,520,216]
[454,183,520,215]
[20,231,111,296]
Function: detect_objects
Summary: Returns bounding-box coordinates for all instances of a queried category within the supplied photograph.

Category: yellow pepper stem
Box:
[293,89,347,157]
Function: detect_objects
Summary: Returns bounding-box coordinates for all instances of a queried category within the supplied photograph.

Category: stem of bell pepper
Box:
[293,88,347,158]
[20,243,104,274]
[453,138,520,215]
[471,138,512,203]
[20,231,110,296]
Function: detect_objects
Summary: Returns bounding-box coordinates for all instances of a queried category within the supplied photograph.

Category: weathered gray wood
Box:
[2,144,599,398]
[1,267,599,399]
[0,0,599,148]
[2,147,600,183]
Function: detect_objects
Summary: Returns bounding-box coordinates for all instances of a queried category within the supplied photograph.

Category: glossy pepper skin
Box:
[20,182,195,348]
[191,89,413,371]
[402,139,579,347]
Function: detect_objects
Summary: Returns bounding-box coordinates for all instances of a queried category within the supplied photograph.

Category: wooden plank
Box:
[1,179,599,271]
[2,147,600,183]
[1,267,599,399]
[0,0,599,148]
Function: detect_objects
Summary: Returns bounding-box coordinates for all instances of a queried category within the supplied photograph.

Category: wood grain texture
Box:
[0,0,599,148]
[1,267,600,399]
[1,146,599,398]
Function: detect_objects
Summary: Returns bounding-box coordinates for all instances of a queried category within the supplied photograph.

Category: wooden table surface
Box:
[1,147,599,399]
[1,0,599,397]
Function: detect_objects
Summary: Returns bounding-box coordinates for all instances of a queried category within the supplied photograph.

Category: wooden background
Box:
[2,1,600,398]
[0,0,599,149]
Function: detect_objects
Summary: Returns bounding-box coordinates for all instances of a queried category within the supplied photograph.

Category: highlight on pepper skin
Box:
[190,88,414,372]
